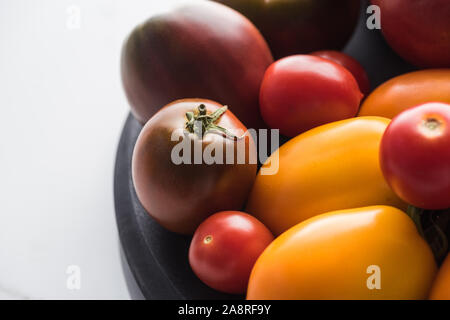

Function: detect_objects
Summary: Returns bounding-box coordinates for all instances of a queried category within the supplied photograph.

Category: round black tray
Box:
[114,0,416,300]
[114,113,242,300]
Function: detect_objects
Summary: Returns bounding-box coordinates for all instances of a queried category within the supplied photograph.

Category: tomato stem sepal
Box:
[407,206,450,265]
[185,104,242,140]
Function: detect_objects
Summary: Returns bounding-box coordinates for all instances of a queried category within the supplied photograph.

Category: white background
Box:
[0,0,195,299]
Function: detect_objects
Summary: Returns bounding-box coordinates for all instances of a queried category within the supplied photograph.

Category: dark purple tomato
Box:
[121,1,273,130]
[214,0,360,59]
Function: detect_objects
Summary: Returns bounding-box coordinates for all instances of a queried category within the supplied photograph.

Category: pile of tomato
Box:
[121,0,450,300]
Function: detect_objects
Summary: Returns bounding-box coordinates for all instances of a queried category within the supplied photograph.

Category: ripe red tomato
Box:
[380,102,450,210]
[189,211,274,294]
[259,55,363,137]
[310,50,370,96]
[371,0,450,68]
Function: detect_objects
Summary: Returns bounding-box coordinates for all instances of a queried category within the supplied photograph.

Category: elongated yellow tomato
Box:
[247,206,437,300]
[246,117,406,235]
[359,69,450,119]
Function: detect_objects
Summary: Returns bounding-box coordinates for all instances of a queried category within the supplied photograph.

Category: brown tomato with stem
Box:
[132,99,257,235]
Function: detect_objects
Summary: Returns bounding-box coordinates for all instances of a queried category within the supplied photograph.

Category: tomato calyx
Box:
[407,206,450,265]
[185,104,241,139]
[423,118,441,130]
[203,235,213,244]
[420,117,444,138]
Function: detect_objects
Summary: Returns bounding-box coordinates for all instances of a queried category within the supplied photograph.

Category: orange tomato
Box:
[246,117,406,236]
[247,206,437,300]
[429,254,450,300]
[359,69,450,119]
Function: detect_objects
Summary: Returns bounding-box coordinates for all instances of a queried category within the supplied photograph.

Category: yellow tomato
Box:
[429,254,450,300]
[359,69,450,119]
[247,206,437,300]
[246,117,406,236]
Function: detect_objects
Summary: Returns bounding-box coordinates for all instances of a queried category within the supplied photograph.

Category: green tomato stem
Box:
[185,104,241,139]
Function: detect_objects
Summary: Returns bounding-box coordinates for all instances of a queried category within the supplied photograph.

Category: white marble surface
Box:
[0,0,193,299]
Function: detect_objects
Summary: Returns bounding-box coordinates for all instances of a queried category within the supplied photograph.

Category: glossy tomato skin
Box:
[214,0,360,59]
[246,117,406,236]
[247,206,437,300]
[429,254,450,300]
[359,69,450,118]
[121,1,273,129]
[132,99,257,235]
[189,211,274,294]
[371,0,450,68]
[259,55,363,137]
[310,50,371,96]
[380,102,450,210]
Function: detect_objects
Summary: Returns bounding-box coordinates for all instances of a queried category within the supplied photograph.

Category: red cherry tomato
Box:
[380,102,450,210]
[310,50,370,96]
[259,55,363,137]
[189,211,274,294]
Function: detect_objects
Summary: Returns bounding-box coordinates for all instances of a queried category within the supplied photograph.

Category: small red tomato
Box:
[380,102,450,210]
[310,50,370,96]
[260,55,363,137]
[189,211,274,294]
